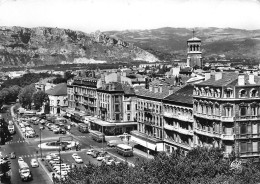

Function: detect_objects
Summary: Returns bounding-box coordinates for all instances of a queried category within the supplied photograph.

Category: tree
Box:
[32,91,49,110]
[8,85,21,102]
[18,84,36,109]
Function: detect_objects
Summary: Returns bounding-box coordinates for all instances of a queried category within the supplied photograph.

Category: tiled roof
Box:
[134,83,180,100]
[164,85,194,105]
[197,72,260,87]
[98,82,135,95]
[45,83,67,96]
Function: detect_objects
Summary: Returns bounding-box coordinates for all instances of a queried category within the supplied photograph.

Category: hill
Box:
[105,27,260,62]
[0,27,159,67]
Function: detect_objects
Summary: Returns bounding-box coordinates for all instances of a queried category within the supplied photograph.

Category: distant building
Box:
[187,35,202,68]
[45,83,68,115]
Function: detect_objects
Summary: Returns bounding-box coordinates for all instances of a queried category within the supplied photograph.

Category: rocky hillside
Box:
[105,27,260,61]
[0,27,159,67]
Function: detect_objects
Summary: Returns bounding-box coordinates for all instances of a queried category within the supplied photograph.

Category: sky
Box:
[0,0,260,33]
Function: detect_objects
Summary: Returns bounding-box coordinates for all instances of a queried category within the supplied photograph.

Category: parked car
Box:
[30,158,39,167]
[92,150,101,158]
[72,154,83,163]
[49,158,61,165]
[10,152,16,159]
[53,128,60,134]
[86,149,94,155]
[97,152,107,161]
[18,157,24,163]
[59,128,66,134]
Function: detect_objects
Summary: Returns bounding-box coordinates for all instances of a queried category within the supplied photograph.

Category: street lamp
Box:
[39,126,43,159]
[58,146,62,184]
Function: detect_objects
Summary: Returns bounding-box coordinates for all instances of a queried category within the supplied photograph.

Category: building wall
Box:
[49,95,68,115]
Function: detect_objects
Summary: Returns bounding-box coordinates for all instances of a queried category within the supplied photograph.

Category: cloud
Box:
[0,0,260,32]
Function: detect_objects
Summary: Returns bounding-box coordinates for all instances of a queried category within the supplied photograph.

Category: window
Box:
[240,142,247,152]
[127,104,131,111]
[252,106,258,116]
[251,89,258,97]
[240,107,247,116]
[116,114,120,121]
[240,124,247,134]
[115,105,120,112]
[239,89,247,98]
[127,114,130,121]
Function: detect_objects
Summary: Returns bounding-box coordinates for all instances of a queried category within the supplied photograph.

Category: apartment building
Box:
[66,70,137,135]
[45,83,68,115]
[163,85,194,155]
[193,72,260,159]
[66,76,98,123]
[131,80,174,154]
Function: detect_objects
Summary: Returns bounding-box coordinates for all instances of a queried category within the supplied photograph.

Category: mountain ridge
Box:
[0,26,159,67]
[105,27,260,62]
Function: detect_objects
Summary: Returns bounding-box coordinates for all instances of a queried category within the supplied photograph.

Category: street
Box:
[1,105,149,183]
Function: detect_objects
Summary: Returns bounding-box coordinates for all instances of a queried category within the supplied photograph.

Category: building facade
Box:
[45,83,68,115]
[193,72,260,159]
[163,85,194,155]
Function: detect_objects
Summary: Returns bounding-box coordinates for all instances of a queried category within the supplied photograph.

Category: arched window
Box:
[239,89,247,98]
[250,89,258,98]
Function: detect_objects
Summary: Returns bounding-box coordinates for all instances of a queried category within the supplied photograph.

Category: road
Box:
[1,104,149,183]
[1,105,52,184]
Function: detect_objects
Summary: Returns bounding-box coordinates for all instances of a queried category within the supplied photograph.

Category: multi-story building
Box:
[66,76,98,123]
[193,72,260,159]
[163,85,194,155]
[45,83,68,115]
[131,80,176,154]
[66,70,137,135]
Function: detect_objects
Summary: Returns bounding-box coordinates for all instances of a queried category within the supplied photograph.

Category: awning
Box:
[131,136,157,150]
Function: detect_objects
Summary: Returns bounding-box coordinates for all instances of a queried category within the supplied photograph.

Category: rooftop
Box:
[164,85,194,105]
[45,83,67,96]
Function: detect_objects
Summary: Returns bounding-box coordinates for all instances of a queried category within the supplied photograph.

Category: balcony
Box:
[144,107,153,112]
[143,120,154,126]
[236,115,260,121]
[194,128,220,138]
[164,124,193,136]
[194,113,221,121]
[239,152,260,158]
[221,117,234,122]
[236,133,260,139]
[221,134,235,141]
[88,103,96,108]
[164,112,193,122]
[164,138,193,150]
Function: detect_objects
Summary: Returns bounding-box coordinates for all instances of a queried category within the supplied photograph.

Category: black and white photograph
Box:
[1,0,260,183]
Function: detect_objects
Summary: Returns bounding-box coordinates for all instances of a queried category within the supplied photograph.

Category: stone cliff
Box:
[0,27,159,66]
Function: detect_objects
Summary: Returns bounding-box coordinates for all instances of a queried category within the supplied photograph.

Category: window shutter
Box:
[225,145,232,153]
[247,142,252,152]
[253,123,258,134]
[240,142,247,152]
[253,142,258,152]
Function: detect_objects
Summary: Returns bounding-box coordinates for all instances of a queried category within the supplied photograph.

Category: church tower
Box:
[187,30,202,68]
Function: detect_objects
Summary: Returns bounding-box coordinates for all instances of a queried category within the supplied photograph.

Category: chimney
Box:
[159,84,163,93]
[149,86,153,92]
[238,72,245,86]
[117,70,121,83]
[215,72,222,81]
[168,85,174,95]
[249,71,255,84]
[154,86,158,93]
[145,78,149,89]
[204,71,211,81]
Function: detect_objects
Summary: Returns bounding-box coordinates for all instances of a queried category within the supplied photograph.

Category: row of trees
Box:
[59,147,260,184]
